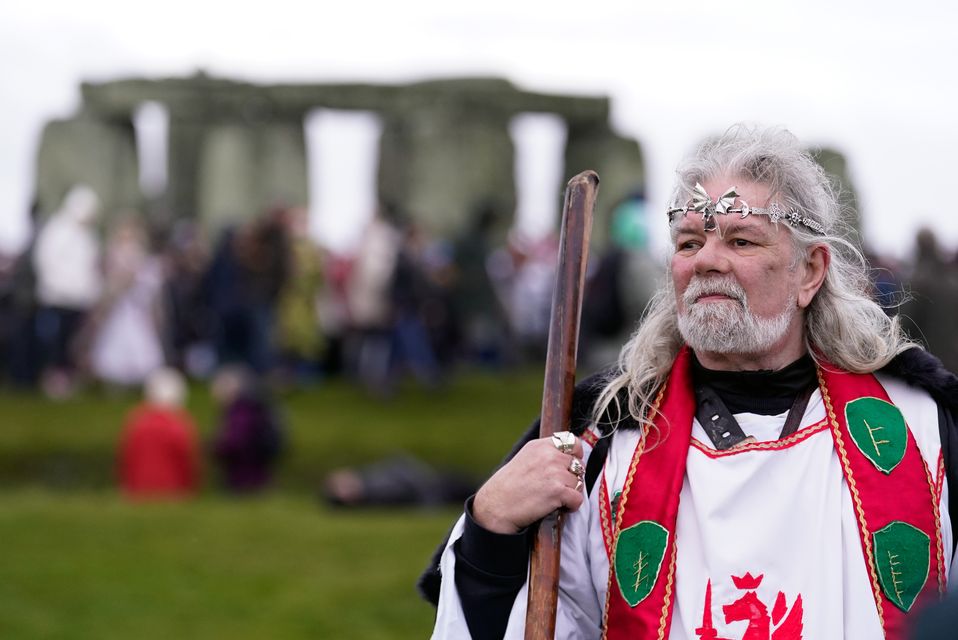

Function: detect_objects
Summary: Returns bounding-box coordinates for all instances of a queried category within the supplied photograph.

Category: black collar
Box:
[691,353,817,415]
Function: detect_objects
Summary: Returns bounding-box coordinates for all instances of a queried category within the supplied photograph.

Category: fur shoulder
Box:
[568,367,617,435]
[879,347,958,415]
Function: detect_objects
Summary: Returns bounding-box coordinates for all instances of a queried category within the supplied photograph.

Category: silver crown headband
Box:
[666,183,825,235]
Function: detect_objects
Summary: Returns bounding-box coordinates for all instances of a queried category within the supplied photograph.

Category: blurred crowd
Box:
[0,187,556,400]
[2,185,958,403]
[2,184,958,505]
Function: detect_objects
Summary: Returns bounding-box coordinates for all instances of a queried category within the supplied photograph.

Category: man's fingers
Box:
[473,434,589,532]
[571,438,584,460]
[542,433,585,459]
[561,485,585,511]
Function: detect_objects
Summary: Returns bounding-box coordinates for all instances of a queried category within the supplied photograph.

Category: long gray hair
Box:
[592,124,916,434]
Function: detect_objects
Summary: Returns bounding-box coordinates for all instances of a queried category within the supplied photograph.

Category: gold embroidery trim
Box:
[601,384,662,639]
[818,368,887,629]
[924,452,946,594]
[599,475,614,561]
[657,543,678,640]
[689,419,829,457]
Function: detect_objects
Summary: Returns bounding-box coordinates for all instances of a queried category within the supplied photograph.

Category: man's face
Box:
[670,176,810,367]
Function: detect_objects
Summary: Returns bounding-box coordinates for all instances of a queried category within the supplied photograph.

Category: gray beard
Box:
[676,276,796,355]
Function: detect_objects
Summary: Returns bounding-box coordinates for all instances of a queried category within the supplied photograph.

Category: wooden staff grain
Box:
[525,170,598,639]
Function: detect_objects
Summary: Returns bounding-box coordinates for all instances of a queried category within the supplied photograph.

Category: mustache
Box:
[682,276,747,307]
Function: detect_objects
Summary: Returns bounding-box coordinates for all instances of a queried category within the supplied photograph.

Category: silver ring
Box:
[551,431,576,455]
[568,458,584,477]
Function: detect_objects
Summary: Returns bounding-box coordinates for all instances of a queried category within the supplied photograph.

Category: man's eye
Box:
[678,240,701,251]
[732,238,752,248]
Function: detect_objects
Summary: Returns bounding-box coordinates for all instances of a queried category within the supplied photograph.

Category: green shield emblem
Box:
[873,521,930,612]
[845,397,907,474]
[614,521,669,607]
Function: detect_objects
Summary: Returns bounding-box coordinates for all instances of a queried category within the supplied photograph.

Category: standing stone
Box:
[379,82,516,238]
[197,121,309,231]
[35,75,644,249]
[166,114,207,221]
[34,114,140,225]
[565,120,645,249]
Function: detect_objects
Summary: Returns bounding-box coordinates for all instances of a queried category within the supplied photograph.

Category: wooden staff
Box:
[525,170,598,639]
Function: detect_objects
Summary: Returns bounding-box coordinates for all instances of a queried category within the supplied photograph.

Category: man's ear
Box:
[797,244,829,308]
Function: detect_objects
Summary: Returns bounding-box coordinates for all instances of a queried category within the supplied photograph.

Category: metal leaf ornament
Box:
[714,187,739,215]
[690,183,716,231]
[690,183,713,213]
[690,183,738,231]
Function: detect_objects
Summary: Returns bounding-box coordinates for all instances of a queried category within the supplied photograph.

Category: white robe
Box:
[89,257,166,386]
[431,375,955,639]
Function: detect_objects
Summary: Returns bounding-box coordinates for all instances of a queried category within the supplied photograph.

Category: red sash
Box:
[818,364,945,637]
[603,348,943,640]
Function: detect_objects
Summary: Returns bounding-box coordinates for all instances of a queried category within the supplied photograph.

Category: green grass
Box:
[0,368,549,638]
[0,490,457,639]
[0,368,546,492]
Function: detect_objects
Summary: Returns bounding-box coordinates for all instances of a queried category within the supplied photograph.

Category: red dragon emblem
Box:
[695,573,803,640]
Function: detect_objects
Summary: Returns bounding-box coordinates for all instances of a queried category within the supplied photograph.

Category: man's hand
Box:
[472,435,585,534]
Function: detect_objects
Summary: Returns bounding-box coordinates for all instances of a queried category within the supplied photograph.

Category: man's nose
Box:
[693,238,731,276]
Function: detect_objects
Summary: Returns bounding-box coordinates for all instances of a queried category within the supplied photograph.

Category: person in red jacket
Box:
[118,367,200,499]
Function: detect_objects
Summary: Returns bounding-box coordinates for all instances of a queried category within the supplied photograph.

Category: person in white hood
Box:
[33,184,104,395]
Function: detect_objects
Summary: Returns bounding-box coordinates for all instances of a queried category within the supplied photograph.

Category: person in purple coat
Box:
[210,365,285,493]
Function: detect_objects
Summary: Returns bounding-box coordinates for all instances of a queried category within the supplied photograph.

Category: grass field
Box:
[0,490,457,639]
[0,368,546,492]
[0,368,547,639]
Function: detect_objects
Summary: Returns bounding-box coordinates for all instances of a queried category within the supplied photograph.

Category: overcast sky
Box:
[1,0,954,259]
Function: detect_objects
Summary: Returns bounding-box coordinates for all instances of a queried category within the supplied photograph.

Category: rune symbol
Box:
[633,552,649,592]
[863,418,890,457]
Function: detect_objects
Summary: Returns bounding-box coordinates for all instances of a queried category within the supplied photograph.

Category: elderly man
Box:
[423,125,958,639]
